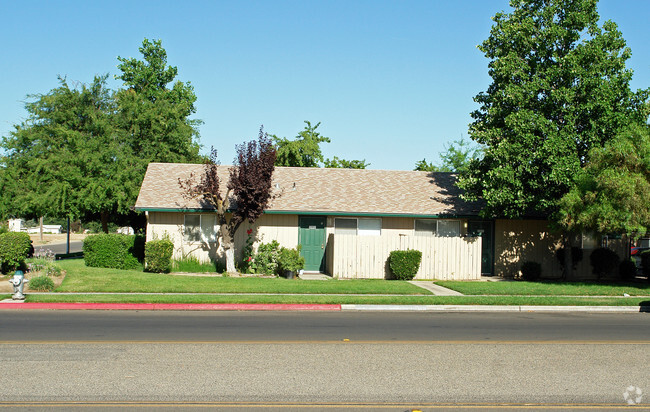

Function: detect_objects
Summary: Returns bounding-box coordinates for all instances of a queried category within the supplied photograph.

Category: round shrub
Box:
[555,247,583,270]
[145,239,174,273]
[619,259,637,281]
[0,231,32,274]
[589,247,620,279]
[29,275,55,291]
[520,261,542,281]
[83,234,141,270]
[388,249,422,280]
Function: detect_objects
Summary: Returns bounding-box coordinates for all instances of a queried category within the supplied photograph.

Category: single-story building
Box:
[134,163,626,280]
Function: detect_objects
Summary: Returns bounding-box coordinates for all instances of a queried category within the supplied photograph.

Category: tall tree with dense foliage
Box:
[179,129,276,273]
[273,121,330,167]
[414,136,480,172]
[323,156,369,169]
[115,38,202,164]
[558,124,650,236]
[274,121,368,168]
[457,0,649,276]
[1,75,119,224]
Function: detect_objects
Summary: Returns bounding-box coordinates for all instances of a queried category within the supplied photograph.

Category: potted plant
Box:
[278,246,305,279]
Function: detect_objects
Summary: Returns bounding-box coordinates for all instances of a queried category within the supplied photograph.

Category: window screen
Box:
[437,220,460,237]
[415,219,436,236]
[184,215,201,242]
[335,218,357,235]
[201,214,217,242]
[358,218,381,236]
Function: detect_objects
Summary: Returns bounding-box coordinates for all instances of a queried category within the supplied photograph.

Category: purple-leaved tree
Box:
[179,128,276,273]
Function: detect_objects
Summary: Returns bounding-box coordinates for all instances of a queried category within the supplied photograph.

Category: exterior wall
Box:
[494,219,628,279]
[330,234,482,280]
[146,211,298,265]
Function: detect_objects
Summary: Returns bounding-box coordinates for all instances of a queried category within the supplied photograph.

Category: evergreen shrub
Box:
[0,232,32,274]
[83,234,141,270]
[145,239,174,273]
[520,261,542,281]
[388,249,422,280]
[619,259,637,281]
[589,247,620,278]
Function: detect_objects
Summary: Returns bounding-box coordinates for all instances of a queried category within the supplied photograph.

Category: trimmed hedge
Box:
[145,239,174,273]
[520,261,542,281]
[83,234,143,270]
[388,249,422,280]
[0,232,32,274]
[589,247,620,279]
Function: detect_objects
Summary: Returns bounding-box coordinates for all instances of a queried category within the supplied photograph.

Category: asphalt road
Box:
[0,312,648,410]
[43,241,83,255]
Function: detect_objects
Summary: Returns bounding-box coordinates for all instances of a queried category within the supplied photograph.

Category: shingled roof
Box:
[134,163,483,217]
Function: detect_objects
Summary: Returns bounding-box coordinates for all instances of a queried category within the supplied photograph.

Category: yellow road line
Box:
[0,401,647,409]
[0,340,649,345]
[0,401,648,410]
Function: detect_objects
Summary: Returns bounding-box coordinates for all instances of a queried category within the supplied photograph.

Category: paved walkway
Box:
[408,281,464,296]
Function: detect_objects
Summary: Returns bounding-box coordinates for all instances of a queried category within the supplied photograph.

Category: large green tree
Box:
[457,0,649,277]
[415,136,480,173]
[115,38,202,164]
[273,121,330,167]
[558,124,650,236]
[1,75,118,222]
[274,121,368,168]
[459,0,648,218]
[1,39,203,232]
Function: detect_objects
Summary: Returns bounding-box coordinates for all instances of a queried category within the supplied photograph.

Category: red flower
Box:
[247,229,253,235]
[247,256,252,262]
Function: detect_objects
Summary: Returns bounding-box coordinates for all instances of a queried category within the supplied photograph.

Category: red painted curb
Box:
[0,302,341,311]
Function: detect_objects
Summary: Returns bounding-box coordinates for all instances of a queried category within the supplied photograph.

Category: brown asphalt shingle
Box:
[134,163,482,217]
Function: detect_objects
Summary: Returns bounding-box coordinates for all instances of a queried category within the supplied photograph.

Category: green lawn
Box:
[55,260,428,295]
[25,293,650,306]
[436,280,650,296]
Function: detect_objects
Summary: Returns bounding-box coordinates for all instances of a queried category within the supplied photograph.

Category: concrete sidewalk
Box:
[408,281,464,296]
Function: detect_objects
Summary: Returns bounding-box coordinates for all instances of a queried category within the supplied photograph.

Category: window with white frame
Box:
[184,214,217,242]
[414,219,460,237]
[334,218,381,236]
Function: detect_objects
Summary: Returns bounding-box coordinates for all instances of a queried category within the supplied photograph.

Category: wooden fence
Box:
[329,234,482,280]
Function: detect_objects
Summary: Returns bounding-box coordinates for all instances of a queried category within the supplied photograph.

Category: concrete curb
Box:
[0,302,342,311]
[0,302,646,312]
[340,304,647,313]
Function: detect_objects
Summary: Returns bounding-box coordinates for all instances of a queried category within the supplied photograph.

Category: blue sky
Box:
[1,0,648,170]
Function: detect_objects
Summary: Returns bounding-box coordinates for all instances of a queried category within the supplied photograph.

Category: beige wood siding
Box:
[494,219,628,279]
[331,234,481,280]
[146,212,299,265]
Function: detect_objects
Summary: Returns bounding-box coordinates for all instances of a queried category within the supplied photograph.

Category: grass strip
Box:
[437,280,650,296]
[25,293,650,306]
[0,295,10,301]
[56,260,428,295]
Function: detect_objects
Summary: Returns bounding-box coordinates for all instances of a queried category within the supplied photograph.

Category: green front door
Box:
[468,221,494,276]
[299,216,326,272]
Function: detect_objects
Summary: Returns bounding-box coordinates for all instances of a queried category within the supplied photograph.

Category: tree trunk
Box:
[563,234,574,280]
[221,223,237,274]
[39,216,44,242]
[101,211,109,234]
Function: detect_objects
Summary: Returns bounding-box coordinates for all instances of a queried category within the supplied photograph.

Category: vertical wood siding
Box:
[147,212,298,265]
[331,234,482,280]
[494,219,628,279]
